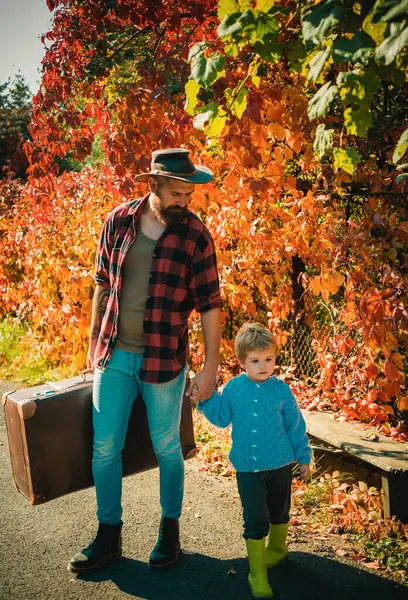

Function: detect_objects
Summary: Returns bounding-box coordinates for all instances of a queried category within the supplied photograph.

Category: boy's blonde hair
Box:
[235,322,276,364]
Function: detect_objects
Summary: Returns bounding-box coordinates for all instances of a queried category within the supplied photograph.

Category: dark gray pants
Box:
[236,464,292,539]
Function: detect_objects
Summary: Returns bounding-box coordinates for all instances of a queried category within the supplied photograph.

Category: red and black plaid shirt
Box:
[93,194,221,383]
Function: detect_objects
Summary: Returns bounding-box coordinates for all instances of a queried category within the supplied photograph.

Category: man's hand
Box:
[87,341,97,374]
[189,307,221,403]
[298,464,310,482]
[186,366,217,403]
[86,285,109,374]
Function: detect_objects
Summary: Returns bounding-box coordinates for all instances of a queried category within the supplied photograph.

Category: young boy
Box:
[196,322,311,599]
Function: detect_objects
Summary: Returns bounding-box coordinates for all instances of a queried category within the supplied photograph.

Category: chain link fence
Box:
[276,320,326,379]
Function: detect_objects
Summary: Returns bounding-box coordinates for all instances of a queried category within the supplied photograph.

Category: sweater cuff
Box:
[297,450,312,465]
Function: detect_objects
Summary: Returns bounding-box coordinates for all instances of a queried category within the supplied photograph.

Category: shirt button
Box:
[253,456,257,461]
[253,413,257,417]
[252,444,257,448]
[252,429,257,433]
[254,399,258,403]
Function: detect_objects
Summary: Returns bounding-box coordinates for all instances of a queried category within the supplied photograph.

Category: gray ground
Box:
[1,380,406,600]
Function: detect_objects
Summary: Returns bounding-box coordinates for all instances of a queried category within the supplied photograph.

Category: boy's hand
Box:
[189,384,200,404]
[299,464,310,482]
[187,366,217,403]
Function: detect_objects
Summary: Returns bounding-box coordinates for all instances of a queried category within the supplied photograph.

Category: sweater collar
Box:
[242,373,278,385]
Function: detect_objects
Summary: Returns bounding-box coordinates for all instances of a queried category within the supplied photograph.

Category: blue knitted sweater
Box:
[198,374,311,472]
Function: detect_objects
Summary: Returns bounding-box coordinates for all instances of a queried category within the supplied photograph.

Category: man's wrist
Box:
[203,360,219,373]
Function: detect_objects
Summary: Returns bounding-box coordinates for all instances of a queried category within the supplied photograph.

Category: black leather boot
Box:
[68,522,122,574]
[149,517,181,570]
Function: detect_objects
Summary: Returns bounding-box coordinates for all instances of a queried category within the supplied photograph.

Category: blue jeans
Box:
[92,348,187,525]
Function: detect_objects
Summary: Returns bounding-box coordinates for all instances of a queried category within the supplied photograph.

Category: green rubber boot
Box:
[266,523,289,568]
[245,538,274,599]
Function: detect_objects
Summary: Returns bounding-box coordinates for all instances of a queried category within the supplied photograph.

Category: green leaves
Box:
[193,102,218,130]
[254,33,280,62]
[192,101,229,137]
[372,0,408,24]
[333,31,375,65]
[217,0,254,21]
[395,161,408,184]
[302,0,344,43]
[285,38,308,73]
[392,128,408,163]
[308,47,330,82]
[252,11,279,42]
[193,102,228,137]
[376,22,408,65]
[218,11,254,37]
[313,123,334,157]
[184,79,200,117]
[334,70,378,137]
[395,172,408,184]
[217,0,239,21]
[336,70,379,105]
[185,0,408,174]
[256,0,276,11]
[225,86,248,118]
[189,44,225,88]
[217,5,283,67]
[333,147,361,174]
[344,105,372,137]
[217,7,280,62]
[308,82,338,120]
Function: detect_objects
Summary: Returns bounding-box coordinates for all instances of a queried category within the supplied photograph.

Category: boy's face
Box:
[241,346,276,383]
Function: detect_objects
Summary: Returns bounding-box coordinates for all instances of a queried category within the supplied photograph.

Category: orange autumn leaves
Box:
[309,271,345,300]
[0,0,406,437]
[0,170,116,370]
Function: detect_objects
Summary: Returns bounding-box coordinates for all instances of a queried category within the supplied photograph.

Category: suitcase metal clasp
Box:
[34,390,55,397]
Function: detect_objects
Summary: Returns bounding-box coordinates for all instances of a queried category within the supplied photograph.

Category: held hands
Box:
[298,464,310,482]
[186,366,217,404]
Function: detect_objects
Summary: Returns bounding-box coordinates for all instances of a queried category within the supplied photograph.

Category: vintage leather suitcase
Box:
[3,374,196,505]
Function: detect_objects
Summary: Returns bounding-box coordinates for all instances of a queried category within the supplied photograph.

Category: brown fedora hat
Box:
[135,148,213,184]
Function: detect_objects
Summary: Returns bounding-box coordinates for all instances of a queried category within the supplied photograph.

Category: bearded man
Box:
[69,148,221,574]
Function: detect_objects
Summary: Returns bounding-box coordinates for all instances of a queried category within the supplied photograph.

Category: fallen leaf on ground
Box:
[349,554,364,561]
[326,525,339,534]
[362,433,379,442]
[363,562,381,570]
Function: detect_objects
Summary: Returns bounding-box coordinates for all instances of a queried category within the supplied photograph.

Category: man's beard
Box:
[160,205,187,227]
[153,195,187,227]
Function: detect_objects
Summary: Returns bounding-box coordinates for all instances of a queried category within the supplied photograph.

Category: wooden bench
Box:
[301,409,408,524]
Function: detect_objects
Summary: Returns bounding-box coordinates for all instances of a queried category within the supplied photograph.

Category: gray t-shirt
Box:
[116,224,156,353]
